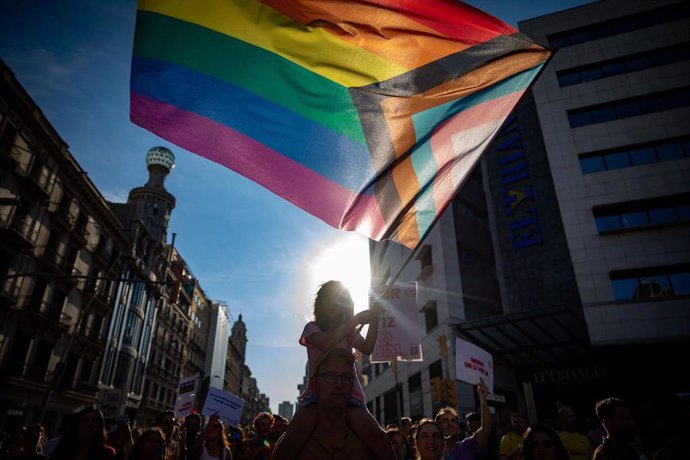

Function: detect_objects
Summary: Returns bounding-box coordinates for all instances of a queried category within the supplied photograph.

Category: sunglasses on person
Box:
[527,440,554,449]
[318,371,354,385]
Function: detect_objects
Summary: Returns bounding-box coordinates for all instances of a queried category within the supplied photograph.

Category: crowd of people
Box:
[1,280,687,459]
[1,390,686,460]
[0,406,290,460]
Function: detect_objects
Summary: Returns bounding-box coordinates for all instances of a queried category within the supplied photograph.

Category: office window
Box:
[557,42,690,87]
[423,301,438,332]
[568,87,690,128]
[547,3,689,49]
[611,265,690,300]
[593,193,690,233]
[579,136,690,174]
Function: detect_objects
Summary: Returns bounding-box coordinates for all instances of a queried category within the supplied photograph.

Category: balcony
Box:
[0,360,52,387]
[81,287,111,312]
[21,164,54,200]
[93,238,114,266]
[40,248,68,274]
[0,214,38,248]
[26,299,70,330]
[78,325,105,350]
[0,146,18,169]
[71,228,89,249]
[51,204,76,231]
[0,276,22,308]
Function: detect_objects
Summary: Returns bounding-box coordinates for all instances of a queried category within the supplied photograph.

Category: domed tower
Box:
[230,314,248,361]
[127,147,177,268]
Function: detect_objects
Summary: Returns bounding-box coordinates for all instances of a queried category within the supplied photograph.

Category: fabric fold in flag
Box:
[131,0,551,250]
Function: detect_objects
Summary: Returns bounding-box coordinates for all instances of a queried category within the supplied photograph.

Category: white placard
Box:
[175,393,196,418]
[201,387,245,426]
[174,374,199,418]
[370,283,422,363]
[455,337,494,394]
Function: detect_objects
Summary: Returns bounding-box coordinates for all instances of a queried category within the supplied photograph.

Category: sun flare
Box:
[310,234,371,313]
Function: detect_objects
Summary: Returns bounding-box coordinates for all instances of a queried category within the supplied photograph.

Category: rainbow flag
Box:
[131,0,550,249]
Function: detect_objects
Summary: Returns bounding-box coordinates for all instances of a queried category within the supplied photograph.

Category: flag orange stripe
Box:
[261,0,472,69]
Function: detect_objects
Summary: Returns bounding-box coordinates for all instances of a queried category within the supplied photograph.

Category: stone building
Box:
[0,59,129,433]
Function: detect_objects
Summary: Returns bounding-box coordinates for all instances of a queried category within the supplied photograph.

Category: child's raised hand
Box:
[355,309,378,325]
[370,301,386,316]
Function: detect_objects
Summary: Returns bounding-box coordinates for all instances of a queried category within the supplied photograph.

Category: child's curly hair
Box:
[313,280,354,331]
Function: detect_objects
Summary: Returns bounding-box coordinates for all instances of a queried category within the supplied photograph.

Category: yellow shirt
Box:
[559,431,593,460]
[500,432,524,460]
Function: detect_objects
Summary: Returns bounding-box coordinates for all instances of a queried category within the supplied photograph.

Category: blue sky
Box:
[0,0,591,413]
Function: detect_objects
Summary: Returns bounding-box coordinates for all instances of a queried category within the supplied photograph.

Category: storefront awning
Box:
[452,304,591,366]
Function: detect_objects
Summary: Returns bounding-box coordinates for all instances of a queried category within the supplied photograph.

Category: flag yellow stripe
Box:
[138,0,409,87]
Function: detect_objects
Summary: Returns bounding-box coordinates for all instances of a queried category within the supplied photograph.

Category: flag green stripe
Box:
[133,11,367,144]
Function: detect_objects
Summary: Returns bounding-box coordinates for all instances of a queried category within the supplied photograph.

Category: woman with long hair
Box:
[414,419,444,460]
[49,406,115,460]
[127,427,168,460]
[522,423,570,460]
[194,415,232,460]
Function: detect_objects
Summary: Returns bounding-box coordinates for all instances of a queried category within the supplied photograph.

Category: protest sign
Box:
[455,337,494,393]
[174,374,199,418]
[370,282,422,363]
[201,387,245,426]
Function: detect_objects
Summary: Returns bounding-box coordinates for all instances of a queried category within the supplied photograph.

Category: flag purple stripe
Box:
[130,92,387,235]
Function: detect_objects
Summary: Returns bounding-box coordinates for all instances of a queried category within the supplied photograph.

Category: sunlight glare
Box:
[310,234,371,313]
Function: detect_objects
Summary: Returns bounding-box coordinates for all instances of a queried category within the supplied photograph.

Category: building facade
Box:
[98,147,177,422]
[278,401,294,420]
[0,59,271,431]
[363,0,690,426]
[206,302,230,391]
[0,59,129,433]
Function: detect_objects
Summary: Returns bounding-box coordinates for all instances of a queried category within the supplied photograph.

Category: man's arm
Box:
[474,378,492,449]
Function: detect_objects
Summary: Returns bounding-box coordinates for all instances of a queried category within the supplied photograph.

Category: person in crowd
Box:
[268,416,287,444]
[592,397,637,460]
[276,348,377,459]
[1,424,48,459]
[652,405,690,460]
[414,419,445,460]
[386,427,403,460]
[127,427,168,460]
[399,417,415,460]
[194,414,233,460]
[240,413,273,460]
[271,280,393,460]
[107,416,133,460]
[467,413,499,460]
[500,413,526,460]
[522,422,570,460]
[155,411,181,460]
[557,407,592,460]
[42,419,67,459]
[226,426,244,460]
[444,379,492,460]
[436,407,463,459]
[401,418,413,440]
[389,426,416,460]
[182,413,202,460]
[583,418,604,449]
[49,405,116,460]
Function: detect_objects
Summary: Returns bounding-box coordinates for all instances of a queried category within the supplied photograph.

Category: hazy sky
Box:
[0,0,591,413]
